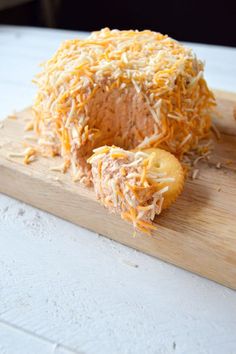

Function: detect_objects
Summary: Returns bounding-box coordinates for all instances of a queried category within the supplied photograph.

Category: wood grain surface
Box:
[0,90,235,289]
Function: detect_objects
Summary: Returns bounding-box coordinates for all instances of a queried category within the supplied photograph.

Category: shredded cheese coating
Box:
[32,28,215,185]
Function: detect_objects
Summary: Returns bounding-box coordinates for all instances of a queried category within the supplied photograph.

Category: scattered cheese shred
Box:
[8,147,36,164]
[24,121,34,132]
[192,168,199,180]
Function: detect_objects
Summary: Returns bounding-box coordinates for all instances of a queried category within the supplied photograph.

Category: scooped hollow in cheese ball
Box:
[88,145,184,234]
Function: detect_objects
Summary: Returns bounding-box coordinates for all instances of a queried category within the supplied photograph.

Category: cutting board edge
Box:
[0,155,235,290]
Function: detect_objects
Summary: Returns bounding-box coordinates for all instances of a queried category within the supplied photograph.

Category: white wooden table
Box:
[0,26,236,354]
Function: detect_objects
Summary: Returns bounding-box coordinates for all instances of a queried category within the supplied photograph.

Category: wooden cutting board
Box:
[0,89,236,289]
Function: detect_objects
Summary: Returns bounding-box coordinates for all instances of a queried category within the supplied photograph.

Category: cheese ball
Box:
[33,28,215,185]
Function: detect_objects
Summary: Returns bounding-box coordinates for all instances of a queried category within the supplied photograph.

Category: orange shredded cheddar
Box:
[32,28,215,188]
[28,28,216,232]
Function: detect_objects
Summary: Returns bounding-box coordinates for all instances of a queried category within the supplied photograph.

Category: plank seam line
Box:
[0,317,83,354]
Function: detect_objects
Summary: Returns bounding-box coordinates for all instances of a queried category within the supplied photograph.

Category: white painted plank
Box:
[0,320,78,354]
